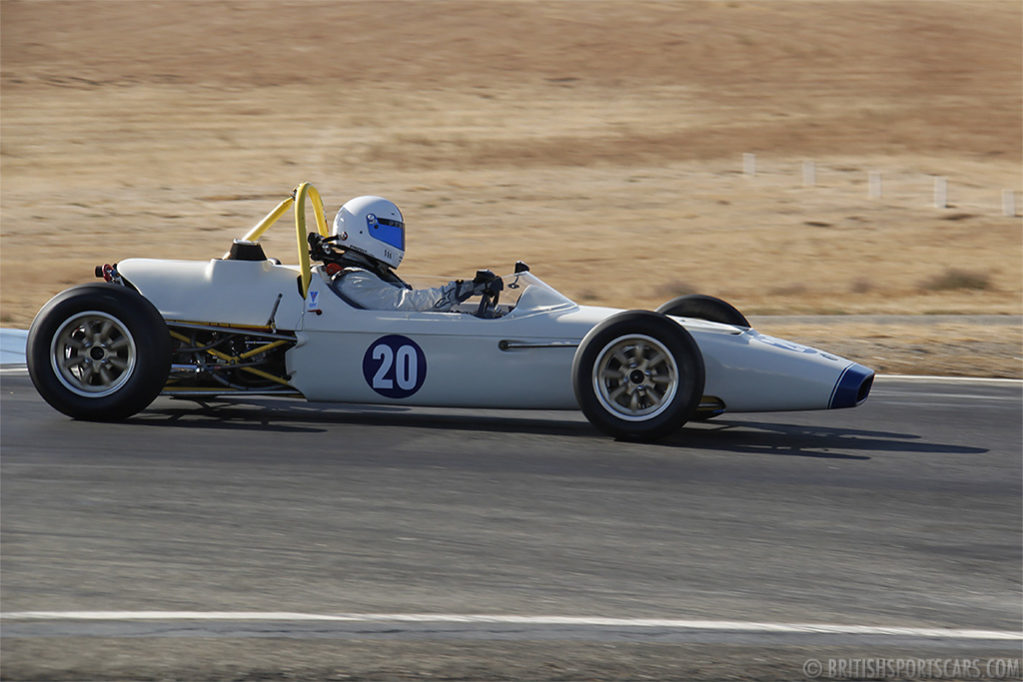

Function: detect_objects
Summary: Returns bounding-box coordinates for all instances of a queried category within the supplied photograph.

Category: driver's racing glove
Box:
[472,269,504,296]
[450,269,502,303]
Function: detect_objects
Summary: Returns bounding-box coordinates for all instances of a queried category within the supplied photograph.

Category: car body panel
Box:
[118,258,306,330]
[117,258,872,414]
[692,327,863,412]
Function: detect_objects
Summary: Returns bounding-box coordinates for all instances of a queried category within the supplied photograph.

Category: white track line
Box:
[878,374,1022,385]
[2,612,1019,640]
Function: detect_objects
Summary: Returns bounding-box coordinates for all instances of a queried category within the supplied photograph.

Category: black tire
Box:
[656,294,750,328]
[572,310,705,441]
[27,284,171,420]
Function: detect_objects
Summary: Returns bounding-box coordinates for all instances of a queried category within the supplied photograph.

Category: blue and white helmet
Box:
[332,196,406,269]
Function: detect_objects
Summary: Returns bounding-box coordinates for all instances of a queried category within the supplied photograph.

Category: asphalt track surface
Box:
[1,370,1020,680]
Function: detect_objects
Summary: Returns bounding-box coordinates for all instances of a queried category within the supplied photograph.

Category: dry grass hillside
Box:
[2,0,1020,375]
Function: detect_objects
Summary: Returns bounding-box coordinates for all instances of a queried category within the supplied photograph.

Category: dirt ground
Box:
[1,0,1020,376]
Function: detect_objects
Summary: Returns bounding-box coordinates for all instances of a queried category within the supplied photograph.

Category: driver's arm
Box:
[338,270,490,312]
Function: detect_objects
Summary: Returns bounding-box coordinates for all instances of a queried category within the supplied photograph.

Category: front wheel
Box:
[572,310,705,441]
[656,294,749,328]
[27,284,171,420]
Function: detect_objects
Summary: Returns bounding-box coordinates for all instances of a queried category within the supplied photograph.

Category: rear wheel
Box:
[572,310,705,441]
[28,284,170,420]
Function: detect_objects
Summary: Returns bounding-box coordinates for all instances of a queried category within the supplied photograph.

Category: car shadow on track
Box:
[665,420,988,459]
[133,397,987,461]
[136,398,594,438]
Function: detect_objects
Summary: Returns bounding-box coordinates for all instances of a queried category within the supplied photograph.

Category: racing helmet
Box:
[332,196,406,269]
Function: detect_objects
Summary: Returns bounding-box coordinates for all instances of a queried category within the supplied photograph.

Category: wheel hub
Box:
[50,311,137,398]
[592,334,679,421]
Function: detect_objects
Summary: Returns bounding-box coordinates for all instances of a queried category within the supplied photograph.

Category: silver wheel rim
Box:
[50,311,137,398]
[592,334,678,422]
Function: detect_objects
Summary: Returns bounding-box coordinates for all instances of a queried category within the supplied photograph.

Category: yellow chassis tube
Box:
[168,330,293,387]
[223,182,330,298]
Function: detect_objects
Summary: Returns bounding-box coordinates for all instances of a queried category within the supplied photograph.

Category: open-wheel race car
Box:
[27,183,874,442]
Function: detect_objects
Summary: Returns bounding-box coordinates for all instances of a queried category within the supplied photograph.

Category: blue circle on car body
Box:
[363,335,427,399]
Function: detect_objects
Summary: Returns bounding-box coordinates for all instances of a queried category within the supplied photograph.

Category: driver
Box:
[313,195,501,312]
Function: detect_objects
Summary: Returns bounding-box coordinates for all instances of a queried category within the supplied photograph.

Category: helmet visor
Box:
[368,216,405,251]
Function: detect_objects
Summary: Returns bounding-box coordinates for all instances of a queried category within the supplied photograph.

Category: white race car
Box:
[27,184,874,441]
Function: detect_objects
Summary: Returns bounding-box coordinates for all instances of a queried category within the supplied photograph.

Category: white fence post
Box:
[1002,190,1017,217]
[933,177,948,209]
[802,161,815,188]
[868,172,882,199]
[727,157,1010,216]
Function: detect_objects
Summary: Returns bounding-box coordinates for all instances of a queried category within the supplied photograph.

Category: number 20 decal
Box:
[362,335,427,398]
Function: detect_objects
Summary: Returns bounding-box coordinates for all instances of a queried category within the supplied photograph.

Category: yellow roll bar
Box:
[224,182,331,299]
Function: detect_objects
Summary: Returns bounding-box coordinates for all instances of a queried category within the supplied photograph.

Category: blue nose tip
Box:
[830,364,875,409]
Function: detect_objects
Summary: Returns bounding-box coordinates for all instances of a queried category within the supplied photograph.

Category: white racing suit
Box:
[334,266,477,312]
